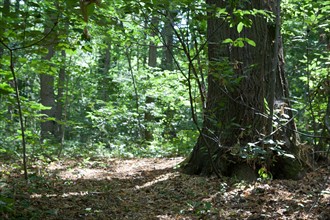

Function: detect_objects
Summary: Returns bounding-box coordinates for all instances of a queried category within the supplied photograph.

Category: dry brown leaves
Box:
[0,157,329,219]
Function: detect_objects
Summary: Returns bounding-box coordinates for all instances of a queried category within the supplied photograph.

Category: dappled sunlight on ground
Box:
[47,157,184,180]
[1,157,329,219]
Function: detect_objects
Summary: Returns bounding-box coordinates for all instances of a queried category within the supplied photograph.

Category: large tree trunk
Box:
[40,11,58,141]
[182,0,303,180]
[40,46,56,140]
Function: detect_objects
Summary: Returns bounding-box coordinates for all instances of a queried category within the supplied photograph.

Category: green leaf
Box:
[0,83,14,95]
[65,48,76,56]
[237,41,244,47]
[67,0,77,8]
[29,103,52,111]
[244,38,256,47]
[222,38,233,44]
[217,8,228,17]
[87,4,95,15]
[237,22,244,33]
[234,39,245,47]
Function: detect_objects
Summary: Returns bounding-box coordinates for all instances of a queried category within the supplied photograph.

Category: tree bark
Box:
[144,95,155,141]
[98,43,111,101]
[148,16,158,68]
[182,0,303,180]
[161,11,174,70]
[40,47,56,140]
[55,50,66,141]
[40,12,57,141]
[144,16,159,141]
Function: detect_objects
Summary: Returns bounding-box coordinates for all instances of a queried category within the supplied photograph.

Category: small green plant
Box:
[187,201,213,215]
[258,166,273,180]
[0,194,14,214]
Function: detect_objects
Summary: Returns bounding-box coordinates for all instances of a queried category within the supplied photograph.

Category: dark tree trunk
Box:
[144,95,155,141]
[40,46,56,140]
[2,0,10,17]
[98,43,111,101]
[40,11,57,141]
[55,50,66,141]
[182,0,303,180]
[144,16,159,141]
[161,11,174,70]
[148,16,158,68]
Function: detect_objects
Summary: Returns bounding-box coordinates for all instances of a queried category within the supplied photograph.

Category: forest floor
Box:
[0,157,329,219]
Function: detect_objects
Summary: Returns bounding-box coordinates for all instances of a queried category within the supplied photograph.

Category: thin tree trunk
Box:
[148,16,158,67]
[161,11,174,70]
[126,48,142,138]
[98,43,111,101]
[55,50,66,141]
[57,67,70,158]
[144,95,154,141]
[143,16,159,141]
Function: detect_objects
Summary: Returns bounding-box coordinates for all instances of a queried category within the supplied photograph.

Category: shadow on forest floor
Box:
[0,157,329,219]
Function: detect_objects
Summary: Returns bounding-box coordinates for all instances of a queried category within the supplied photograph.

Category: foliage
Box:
[282,0,330,148]
[0,0,204,159]
[258,166,273,180]
[0,0,329,167]
[0,194,14,213]
[0,0,329,217]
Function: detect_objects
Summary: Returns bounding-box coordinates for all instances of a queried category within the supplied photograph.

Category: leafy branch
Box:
[0,39,28,180]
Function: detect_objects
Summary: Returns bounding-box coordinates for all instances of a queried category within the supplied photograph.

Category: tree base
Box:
[181,150,306,181]
[271,156,305,180]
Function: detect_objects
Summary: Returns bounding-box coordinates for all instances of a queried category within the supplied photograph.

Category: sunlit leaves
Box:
[244,38,256,46]
[1,0,326,159]
[0,83,14,95]
[230,8,273,29]
[282,0,329,145]
[222,38,256,47]
[237,22,244,33]
[216,8,228,17]
[222,38,233,44]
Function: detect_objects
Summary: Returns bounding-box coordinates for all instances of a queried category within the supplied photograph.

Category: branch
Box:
[0,40,28,180]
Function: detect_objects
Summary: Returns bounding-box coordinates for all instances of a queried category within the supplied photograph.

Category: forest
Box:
[0,0,329,219]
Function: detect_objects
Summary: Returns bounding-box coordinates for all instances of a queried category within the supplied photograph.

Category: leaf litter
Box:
[0,157,329,219]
